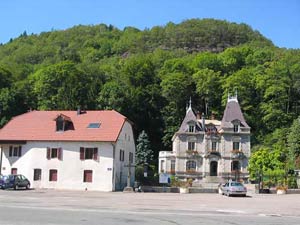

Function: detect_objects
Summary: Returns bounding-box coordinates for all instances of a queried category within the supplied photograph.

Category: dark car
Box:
[1,174,30,190]
[0,175,5,189]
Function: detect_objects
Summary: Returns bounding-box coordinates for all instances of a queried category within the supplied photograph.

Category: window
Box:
[56,117,64,131]
[188,142,195,150]
[49,169,57,181]
[129,152,133,163]
[212,142,217,151]
[85,148,94,159]
[83,170,93,183]
[232,161,241,171]
[233,142,240,151]
[80,147,98,161]
[55,114,74,132]
[9,146,22,157]
[189,125,195,133]
[51,148,58,158]
[160,160,165,172]
[47,147,62,160]
[120,150,125,161]
[234,124,239,133]
[186,161,196,171]
[87,123,100,128]
[171,160,175,171]
[33,169,42,181]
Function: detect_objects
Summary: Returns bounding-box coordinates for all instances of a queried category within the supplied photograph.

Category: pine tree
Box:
[136,130,154,165]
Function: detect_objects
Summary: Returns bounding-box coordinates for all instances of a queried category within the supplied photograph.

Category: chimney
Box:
[211,113,215,120]
[196,111,201,120]
[77,107,81,115]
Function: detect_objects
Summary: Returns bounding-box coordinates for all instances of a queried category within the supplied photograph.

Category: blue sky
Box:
[1,0,299,48]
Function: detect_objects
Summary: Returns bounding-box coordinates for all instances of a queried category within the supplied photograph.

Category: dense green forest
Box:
[0,19,300,174]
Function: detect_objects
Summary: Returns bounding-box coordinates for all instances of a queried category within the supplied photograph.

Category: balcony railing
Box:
[231,150,244,159]
[186,150,198,154]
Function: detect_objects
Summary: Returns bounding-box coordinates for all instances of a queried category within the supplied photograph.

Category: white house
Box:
[0,110,135,191]
[159,95,251,183]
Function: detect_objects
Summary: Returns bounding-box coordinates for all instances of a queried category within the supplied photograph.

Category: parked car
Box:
[0,174,30,190]
[0,175,5,189]
[220,181,247,197]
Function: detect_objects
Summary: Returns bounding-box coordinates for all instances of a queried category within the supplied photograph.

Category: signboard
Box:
[159,173,170,184]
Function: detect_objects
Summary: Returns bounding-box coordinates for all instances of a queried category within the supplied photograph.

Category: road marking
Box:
[216,209,246,214]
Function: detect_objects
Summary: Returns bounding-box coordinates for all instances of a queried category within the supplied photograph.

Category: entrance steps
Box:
[192,176,223,189]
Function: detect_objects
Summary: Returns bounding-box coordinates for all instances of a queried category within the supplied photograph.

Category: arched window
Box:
[186,161,196,171]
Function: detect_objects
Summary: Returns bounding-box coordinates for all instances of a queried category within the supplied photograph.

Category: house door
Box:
[210,161,218,176]
[11,168,17,175]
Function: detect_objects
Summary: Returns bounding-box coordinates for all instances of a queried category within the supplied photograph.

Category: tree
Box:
[193,68,222,116]
[135,130,154,165]
[30,61,92,110]
[287,116,300,169]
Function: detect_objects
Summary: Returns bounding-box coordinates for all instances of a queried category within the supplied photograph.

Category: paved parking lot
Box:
[0,189,300,224]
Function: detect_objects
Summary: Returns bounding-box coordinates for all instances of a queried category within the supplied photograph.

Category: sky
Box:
[1,0,300,49]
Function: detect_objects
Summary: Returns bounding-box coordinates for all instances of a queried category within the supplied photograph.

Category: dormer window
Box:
[189,125,195,133]
[233,124,239,133]
[56,117,64,131]
[232,120,240,133]
[55,114,74,132]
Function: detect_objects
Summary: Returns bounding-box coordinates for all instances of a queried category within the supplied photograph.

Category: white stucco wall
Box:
[114,121,136,191]
[1,141,115,191]
[1,121,136,192]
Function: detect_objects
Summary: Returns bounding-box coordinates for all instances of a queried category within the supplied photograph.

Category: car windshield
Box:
[231,182,243,186]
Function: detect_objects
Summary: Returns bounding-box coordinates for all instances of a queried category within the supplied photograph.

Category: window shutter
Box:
[93,148,98,161]
[9,146,13,157]
[58,148,62,160]
[47,147,51,160]
[18,146,22,157]
[80,147,84,160]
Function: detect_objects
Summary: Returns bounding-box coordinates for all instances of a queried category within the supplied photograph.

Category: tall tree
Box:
[287,116,300,169]
[136,130,154,165]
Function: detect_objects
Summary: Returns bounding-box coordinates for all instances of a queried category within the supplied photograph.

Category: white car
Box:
[220,182,247,197]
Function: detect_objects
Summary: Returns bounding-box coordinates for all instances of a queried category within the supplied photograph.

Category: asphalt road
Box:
[0,189,300,225]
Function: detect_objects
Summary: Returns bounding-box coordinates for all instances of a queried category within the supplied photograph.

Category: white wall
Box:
[1,141,114,191]
[114,121,136,191]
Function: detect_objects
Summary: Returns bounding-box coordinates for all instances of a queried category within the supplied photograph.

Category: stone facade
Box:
[159,95,251,183]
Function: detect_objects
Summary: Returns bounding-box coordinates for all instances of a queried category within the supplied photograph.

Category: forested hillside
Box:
[1,19,300,169]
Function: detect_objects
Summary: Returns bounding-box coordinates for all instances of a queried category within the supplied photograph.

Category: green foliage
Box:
[0,18,300,168]
[136,130,154,165]
[288,116,300,169]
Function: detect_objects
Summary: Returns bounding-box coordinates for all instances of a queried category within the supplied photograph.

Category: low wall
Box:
[140,186,218,193]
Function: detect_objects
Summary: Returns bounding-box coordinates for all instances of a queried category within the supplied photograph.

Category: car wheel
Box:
[26,184,30,190]
[14,184,18,190]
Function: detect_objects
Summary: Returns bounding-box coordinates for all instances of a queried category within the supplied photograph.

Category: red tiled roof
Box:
[0,110,128,142]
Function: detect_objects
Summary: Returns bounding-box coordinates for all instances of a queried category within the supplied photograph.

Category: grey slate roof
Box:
[221,99,250,128]
[178,107,200,132]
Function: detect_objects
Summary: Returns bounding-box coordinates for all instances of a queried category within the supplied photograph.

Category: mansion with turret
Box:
[159,95,251,183]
